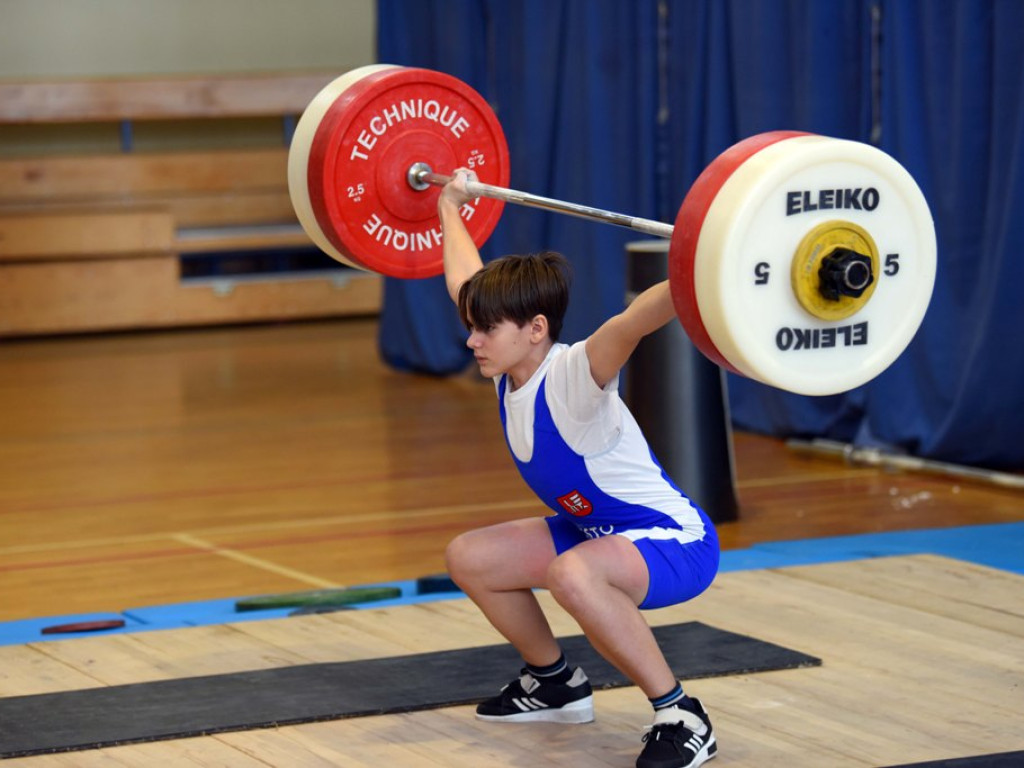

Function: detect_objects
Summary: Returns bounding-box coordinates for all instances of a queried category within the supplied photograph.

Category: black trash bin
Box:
[622,240,739,523]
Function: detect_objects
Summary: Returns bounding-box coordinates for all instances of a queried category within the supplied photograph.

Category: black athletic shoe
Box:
[475,667,594,723]
[636,699,717,768]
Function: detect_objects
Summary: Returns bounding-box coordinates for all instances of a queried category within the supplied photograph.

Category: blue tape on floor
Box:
[124,599,294,628]
[4,522,1022,646]
[724,522,1024,576]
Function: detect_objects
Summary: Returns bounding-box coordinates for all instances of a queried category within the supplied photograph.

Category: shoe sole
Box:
[475,696,594,724]
[694,738,718,767]
[636,733,717,768]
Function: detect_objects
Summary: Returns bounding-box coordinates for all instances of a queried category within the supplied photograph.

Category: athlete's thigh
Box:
[450,516,559,590]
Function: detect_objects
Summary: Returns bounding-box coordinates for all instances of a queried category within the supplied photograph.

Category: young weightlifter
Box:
[438,168,721,768]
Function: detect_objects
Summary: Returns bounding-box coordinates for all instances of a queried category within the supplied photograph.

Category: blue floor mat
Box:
[4,522,1022,646]
[719,521,1024,575]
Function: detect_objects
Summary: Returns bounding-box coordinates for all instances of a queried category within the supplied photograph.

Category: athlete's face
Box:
[465,318,535,379]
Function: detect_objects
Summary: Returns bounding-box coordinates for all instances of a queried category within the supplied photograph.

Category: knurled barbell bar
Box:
[288,65,936,396]
[406,162,675,239]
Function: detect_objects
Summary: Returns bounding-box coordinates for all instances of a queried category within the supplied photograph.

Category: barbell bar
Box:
[288,65,937,396]
[407,163,881,305]
[406,163,676,239]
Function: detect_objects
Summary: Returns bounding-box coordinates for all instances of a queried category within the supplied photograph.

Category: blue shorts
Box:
[545,513,720,610]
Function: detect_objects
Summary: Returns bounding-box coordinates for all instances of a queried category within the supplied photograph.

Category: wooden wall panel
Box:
[0,73,338,123]
[0,258,178,333]
[0,211,174,260]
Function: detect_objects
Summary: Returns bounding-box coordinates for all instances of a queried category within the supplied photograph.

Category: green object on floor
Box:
[235,586,401,612]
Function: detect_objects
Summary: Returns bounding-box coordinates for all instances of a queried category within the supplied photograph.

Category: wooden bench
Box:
[0,73,382,336]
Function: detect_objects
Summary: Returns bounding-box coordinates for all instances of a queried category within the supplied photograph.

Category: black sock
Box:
[525,653,572,684]
[649,682,694,712]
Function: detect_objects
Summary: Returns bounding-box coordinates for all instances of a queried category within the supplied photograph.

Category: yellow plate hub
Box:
[791,219,879,321]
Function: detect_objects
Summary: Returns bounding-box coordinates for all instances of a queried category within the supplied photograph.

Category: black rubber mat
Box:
[883,753,1024,768]
[0,621,819,757]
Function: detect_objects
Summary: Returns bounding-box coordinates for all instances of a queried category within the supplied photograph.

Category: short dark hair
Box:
[457,251,572,342]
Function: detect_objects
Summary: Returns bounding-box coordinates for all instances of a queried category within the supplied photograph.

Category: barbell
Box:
[288,65,937,396]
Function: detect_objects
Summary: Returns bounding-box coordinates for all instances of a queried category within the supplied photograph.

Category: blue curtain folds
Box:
[375,0,1024,469]
[377,0,661,372]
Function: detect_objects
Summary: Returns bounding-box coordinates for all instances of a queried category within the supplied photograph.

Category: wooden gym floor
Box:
[1,317,1022,766]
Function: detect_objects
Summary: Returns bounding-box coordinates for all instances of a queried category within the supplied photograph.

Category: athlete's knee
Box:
[444,531,484,589]
[546,550,595,613]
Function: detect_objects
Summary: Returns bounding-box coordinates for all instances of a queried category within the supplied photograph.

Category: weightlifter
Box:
[439,168,721,768]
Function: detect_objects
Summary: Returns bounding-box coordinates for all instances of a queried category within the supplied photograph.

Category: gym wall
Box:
[0,0,377,155]
[0,0,376,79]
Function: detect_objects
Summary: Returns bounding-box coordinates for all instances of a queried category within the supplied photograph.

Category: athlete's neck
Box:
[507,340,554,391]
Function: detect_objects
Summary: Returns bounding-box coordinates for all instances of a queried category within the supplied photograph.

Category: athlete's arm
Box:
[585,281,677,389]
[439,168,484,303]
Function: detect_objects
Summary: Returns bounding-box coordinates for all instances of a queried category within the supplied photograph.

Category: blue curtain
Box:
[376,0,1024,469]
[866,0,1024,467]
[376,0,661,373]
[662,0,876,442]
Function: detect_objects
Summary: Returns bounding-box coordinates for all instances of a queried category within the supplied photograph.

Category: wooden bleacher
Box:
[0,72,382,336]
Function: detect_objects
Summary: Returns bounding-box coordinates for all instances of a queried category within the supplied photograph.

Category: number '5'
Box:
[884,253,900,276]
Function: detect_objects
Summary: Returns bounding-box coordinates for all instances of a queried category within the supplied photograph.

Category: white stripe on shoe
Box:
[513,697,545,711]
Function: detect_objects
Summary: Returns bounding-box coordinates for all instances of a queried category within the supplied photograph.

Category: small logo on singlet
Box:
[557,490,593,517]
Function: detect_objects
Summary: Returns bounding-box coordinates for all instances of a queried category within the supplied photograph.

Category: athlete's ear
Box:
[529,314,549,343]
